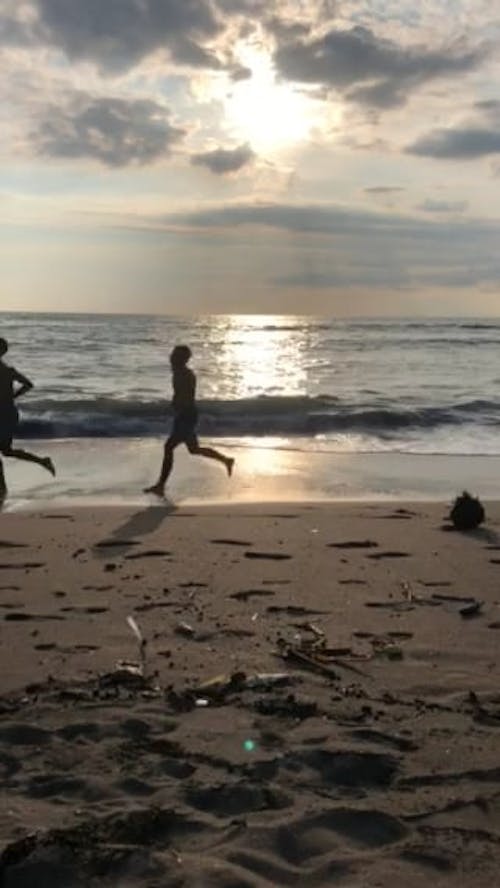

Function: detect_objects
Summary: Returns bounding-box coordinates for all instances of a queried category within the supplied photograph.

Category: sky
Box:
[2,0,500,316]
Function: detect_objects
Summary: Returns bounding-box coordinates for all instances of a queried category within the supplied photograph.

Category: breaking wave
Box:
[14,395,500,439]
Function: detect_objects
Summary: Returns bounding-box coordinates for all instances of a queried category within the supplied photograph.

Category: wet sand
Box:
[1,501,500,886]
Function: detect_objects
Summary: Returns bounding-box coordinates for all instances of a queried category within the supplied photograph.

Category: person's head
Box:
[170,345,191,369]
[0,338,8,358]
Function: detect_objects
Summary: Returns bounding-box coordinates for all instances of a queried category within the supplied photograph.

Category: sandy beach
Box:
[1,499,499,886]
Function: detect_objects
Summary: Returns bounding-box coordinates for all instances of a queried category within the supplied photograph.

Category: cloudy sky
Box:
[2,0,500,315]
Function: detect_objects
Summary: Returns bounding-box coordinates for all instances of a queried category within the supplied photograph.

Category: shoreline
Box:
[2,436,500,509]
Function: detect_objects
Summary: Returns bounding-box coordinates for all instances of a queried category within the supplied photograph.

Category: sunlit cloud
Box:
[1,0,500,313]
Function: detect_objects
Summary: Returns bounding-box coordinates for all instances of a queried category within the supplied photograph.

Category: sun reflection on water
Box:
[206,315,311,401]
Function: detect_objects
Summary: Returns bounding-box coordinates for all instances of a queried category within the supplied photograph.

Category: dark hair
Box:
[170,345,191,366]
[0,338,8,357]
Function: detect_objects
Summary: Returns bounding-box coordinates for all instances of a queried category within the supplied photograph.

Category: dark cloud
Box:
[191,143,254,174]
[416,199,468,213]
[273,267,411,288]
[347,79,406,109]
[408,127,500,159]
[229,63,252,82]
[274,26,482,108]
[32,94,184,166]
[27,0,223,72]
[364,186,405,194]
[158,201,500,290]
[266,16,312,42]
[214,0,268,13]
[167,202,423,234]
[474,99,500,112]
[0,12,34,45]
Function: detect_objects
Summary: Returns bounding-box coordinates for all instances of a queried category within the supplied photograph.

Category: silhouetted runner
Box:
[0,337,55,497]
[144,345,234,497]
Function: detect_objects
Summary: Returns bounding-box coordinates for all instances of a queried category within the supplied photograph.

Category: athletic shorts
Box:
[169,409,198,446]
[0,406,18,451]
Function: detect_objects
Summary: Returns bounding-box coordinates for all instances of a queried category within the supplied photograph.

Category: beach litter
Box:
[276,631,368,680]
[195,672,292,696]
[97,616,158,693]
[167,671,297,712]
[127,615,147,667]
[175,621,195,637]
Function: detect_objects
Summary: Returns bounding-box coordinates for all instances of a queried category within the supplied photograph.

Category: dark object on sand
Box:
[449,491,485,530]
[459,600,483,618]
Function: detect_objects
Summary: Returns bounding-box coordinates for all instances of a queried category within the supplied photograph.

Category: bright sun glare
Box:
[223,46,317,152]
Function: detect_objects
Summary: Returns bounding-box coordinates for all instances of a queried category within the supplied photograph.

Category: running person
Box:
[0,337,55,497]
[144,345,234,496]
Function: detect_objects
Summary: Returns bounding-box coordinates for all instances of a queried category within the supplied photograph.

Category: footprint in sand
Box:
[4,612,64,621]
[267,605,329,616]
[419,580,452,587]
[329,540,378,549]
[0,562,45,570]
[367,551,410,560]
[245,551,292,561]
[230,589,276,602]
[185,782,292,817]
[339,579,367,585]
[210,539,253,546]
[95,540,138,549]
[125,549,171,560]
[0,541,28,549]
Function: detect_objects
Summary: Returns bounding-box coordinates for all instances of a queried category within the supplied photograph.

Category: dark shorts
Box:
[169,409,198,446]
[0,406,18,451]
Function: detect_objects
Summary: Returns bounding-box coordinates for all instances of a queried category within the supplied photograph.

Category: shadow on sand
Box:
[92,503,177,558]
[441,523,500,545]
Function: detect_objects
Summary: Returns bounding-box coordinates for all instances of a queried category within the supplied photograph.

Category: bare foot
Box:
[144,484,165,497]
[226,458,235,478]
[42,457,56,477]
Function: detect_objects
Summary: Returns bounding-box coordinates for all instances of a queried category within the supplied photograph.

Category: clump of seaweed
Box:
[450,491,485,530]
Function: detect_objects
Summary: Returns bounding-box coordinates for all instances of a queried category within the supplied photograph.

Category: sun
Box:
[222,45,317,152]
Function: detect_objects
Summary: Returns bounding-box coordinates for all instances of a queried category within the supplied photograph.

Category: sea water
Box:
[1,312,500,504]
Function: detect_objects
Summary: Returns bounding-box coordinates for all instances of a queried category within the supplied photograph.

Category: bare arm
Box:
[12,369,33,400]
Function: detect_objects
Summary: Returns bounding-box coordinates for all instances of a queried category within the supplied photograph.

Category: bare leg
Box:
[2,447,55,476]
[188,444,234,476]
[144,441,175,496]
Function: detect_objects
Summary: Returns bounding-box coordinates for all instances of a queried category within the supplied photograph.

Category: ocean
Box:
[2,312,500,455]
[2,312,500,504]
